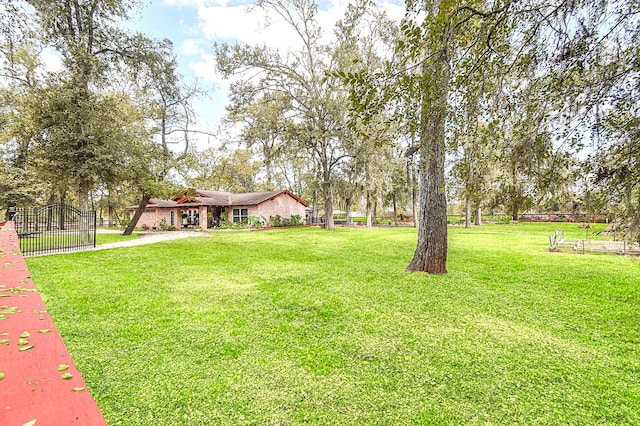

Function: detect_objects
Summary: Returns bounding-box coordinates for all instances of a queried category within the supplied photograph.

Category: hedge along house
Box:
[126,189,309,230]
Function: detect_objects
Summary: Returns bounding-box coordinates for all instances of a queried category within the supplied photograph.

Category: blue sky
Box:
[124,0,405,148]
[126,2,222,129]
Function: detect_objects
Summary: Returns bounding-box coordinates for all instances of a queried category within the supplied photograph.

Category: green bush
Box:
[447,216,465,224]
[248,216,267,228]
[269,215,303,227]
[269,215,282,227]
[494,215,511,224]
[289,214,303,226]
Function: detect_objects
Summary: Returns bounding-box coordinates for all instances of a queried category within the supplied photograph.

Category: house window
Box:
[188,210,199,225]
[170,211,174,226]
[232,208,248,223]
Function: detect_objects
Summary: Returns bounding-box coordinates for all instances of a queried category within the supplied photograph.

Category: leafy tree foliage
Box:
[225,92,295,190]
[183,148,262,193]
[1,1,195,233]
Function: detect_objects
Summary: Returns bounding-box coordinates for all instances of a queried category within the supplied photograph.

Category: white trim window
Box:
[232,208,248,223]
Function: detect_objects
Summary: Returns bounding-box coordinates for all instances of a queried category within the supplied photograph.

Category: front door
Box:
[209,207,221,227]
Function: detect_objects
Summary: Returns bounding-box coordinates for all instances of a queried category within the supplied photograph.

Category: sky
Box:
[124,0,406,149]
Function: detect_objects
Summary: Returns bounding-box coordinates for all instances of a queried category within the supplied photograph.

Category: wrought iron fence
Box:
[14,204,96,256]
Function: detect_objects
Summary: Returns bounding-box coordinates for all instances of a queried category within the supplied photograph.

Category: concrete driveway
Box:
[95,230,208,251]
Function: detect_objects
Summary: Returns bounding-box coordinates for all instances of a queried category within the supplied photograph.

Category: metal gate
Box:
[14,204,96,256]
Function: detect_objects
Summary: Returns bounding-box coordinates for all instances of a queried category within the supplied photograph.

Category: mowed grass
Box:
[26,224,639,425]
[96,232,139,245]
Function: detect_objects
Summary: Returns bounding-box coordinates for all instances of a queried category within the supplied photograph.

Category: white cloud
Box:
[194,0,404,51]
[158,0,406,149]
[181,38,204,56]
[187,0,405,84]
[188,53,221,82]
[40,48,64,73]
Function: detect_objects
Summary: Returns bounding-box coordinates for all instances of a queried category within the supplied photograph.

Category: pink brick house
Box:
[126,189,308,230]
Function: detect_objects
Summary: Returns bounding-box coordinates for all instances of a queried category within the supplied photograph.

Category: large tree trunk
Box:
[79,177,90,212]
[407,53,449,274]
[392,192,399,226]
[511,206,519,221]
[465,196,471,228]
[322,180,335,231]
[474,206,482,225]
[108,201,114,227]
[373,199,378,227]
[123,194,150,236]
[264,151,274,191]
[365,190,372,229]
[411,164,418,228]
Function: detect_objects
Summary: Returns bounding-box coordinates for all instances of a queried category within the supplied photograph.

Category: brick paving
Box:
[0,222,107,426]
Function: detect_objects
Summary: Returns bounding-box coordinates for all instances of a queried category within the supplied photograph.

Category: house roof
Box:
[127,190,308,210]
[147,199,178,208]
[229,190,307,207]
[195,190,233,205]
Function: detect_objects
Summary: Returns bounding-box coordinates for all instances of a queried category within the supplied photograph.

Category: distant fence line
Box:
[14,204,96,257]
[447,213,609,223]
[518,213,609,223]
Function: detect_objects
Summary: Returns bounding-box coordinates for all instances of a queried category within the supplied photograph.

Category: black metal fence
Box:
[14,204,96,257]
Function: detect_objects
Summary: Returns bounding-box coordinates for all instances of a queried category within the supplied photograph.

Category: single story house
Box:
[126,189,308,230]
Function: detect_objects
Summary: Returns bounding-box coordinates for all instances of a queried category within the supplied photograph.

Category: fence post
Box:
[93,211,97,248]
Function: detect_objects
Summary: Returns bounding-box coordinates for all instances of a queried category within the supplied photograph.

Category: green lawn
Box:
[96,232,139,245]
[26,224,639,425]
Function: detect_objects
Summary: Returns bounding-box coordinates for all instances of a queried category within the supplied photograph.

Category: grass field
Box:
[96,232,139,245]
[26,223,639,425]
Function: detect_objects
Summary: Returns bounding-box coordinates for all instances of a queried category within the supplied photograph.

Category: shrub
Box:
[248,216,267,228]
[447,216,464,225]
[289,214,303,226]
[269,215,282,227]
[494,215,511,224]
[267,215,304,227]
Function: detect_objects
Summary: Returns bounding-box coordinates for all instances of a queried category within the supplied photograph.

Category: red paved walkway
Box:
[0,222,107,426]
